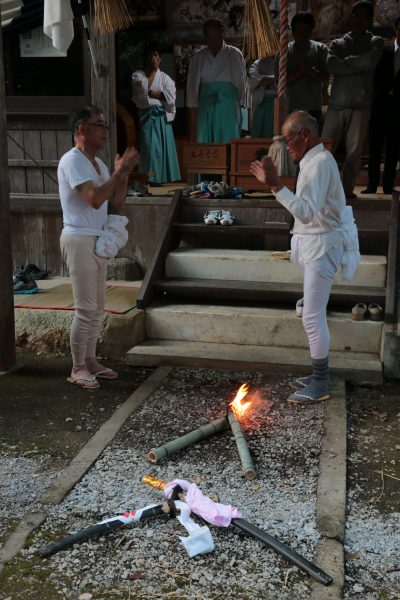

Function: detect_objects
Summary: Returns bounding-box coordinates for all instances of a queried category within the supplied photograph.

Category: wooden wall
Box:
[7,115,72,195]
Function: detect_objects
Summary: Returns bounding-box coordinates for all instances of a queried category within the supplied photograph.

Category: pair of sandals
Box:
[204,210,234,226]
[67,366,118,390]
[351,302,384,321]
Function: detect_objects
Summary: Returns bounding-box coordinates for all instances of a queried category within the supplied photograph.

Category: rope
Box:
[278,0,289,99]
[6,132,59,186]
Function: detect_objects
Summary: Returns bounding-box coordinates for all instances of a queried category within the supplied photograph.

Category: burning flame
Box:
[230,383,252,418]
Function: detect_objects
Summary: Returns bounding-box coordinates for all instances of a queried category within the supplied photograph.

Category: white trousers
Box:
[60,234,108,366]
[293,242,344,360]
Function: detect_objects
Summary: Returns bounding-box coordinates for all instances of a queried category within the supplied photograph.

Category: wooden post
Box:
[90,1,117,169]
[0,14,16,371]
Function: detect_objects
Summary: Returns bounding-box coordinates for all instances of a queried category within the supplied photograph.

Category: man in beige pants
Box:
[58,104,139,389]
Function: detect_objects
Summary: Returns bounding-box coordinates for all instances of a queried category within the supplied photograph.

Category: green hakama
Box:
[197,82,241,143]
[138,106,180,183]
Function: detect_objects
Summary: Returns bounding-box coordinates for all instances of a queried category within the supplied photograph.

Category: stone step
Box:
[145,303,384,355]
[165,249,387,288]
[126,340,382,385]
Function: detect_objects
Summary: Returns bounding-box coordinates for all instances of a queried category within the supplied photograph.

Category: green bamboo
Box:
[148,416,229,463]
[227,411,256,480]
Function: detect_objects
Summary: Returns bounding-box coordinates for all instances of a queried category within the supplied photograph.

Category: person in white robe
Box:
[248,56,276,138]
[132,47,180,184]
[186,19,247,143]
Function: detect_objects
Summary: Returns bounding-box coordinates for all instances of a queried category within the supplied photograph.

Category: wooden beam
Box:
[0,18,16,371]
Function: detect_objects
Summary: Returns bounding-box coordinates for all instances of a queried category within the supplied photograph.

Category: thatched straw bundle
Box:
[94,0,133,32]
[243,0,279,61]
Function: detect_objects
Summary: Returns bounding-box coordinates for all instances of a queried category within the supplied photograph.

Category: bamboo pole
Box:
[148,416,229,463]
[227,411,256,480]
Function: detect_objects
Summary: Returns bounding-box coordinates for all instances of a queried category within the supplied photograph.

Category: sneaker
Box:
[13,269,39,294]
[296,297,304,317]
[203,210,220,225]
[24,264,49,280]
[219,210,234,225]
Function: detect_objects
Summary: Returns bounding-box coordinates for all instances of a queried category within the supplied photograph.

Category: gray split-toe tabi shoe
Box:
[288,358,330,405]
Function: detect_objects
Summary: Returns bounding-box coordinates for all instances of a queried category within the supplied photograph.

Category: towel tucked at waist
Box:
[62,215,129,259]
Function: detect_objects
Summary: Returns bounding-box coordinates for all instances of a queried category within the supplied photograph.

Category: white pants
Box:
[293,242,344,360]
[60,234,108,366]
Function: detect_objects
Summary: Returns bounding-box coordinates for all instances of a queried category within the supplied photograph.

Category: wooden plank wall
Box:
[7,115,72,196]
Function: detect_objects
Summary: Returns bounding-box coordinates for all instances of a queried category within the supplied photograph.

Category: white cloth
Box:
[174,500,214,558]
[61,215,129,259]
[43,0,74,53]
[186,42,247,108]
[394,40,400,78]
[58,147,109,232]
[131,69,177,122]
[164,479,241,527]
[248,57,276,109]
[274,143,359,269]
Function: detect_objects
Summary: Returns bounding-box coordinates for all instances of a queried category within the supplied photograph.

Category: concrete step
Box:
[126,339,382,385]
[166,249,387,288]
[145,303,384,355]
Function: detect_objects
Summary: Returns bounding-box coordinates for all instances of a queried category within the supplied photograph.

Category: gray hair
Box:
[286,111,319,136]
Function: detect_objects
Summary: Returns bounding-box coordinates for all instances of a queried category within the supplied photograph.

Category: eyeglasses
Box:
[85,122,109,130]
[283,132,301,145]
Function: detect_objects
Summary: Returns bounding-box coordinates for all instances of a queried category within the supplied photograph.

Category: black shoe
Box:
[24,263,49,280]
[361,187,377,194]
[13,269,38,294]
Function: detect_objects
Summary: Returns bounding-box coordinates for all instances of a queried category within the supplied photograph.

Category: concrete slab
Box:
[145,304,384,354]
[166,249,387,288]
[14,278,144,359]
[126,339,382,384]
[316,379,347,542]
[310,539,344,600]
[0,511,47,575]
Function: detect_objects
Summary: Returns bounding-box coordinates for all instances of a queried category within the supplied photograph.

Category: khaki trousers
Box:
[322,108,370,195]
[60,234,108,366]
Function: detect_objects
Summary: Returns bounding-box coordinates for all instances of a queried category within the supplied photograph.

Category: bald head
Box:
[282,111,321,163]
[284,111,319,136]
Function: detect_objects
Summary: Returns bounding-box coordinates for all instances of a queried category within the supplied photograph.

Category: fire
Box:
[230,383,252,418]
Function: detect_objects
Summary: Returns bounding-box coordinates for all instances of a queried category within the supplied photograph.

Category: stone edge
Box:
[311,378,346,600]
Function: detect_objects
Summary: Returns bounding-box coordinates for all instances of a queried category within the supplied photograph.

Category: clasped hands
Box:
[114,147,140,178]
[249,156,281,191]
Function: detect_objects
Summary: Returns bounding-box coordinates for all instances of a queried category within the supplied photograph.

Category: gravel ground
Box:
[1,366,399,600]
[1,367,325,599]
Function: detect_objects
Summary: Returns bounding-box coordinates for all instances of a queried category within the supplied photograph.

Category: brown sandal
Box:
[67,369,100,390]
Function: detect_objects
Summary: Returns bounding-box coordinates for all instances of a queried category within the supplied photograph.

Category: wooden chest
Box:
[183,143,230,183]
[229,137,333,192]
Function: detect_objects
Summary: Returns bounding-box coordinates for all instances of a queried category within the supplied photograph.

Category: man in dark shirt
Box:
[362,17,400,194]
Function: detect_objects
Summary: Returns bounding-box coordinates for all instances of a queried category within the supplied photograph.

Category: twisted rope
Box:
[278,0,289,98]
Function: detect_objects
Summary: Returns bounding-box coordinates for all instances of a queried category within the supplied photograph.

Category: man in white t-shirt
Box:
[58,104,139,389]
[250,111,359,405]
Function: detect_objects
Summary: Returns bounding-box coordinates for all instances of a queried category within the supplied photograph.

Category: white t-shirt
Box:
[58,147,109,231]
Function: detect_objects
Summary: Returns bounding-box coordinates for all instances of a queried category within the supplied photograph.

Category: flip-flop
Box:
[67,373,100,390]
[91,368,118,380]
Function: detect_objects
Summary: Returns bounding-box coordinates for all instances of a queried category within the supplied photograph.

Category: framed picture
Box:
[127,0,165,24]
[166,0,245,44]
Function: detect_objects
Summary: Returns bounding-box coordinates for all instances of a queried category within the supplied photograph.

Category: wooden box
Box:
[229,137,333,192]
[183,143,230,183]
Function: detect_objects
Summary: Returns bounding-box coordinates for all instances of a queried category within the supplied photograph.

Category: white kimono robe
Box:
[186,42,247,109]
[132,69,177,122]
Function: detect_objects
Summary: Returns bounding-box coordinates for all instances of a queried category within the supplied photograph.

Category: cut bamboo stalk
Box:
[227,410,256,480]
[148,416,229,463]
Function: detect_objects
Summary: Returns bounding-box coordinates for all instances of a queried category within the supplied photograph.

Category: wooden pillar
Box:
[0,17,16,371]
[89,2,117,168]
